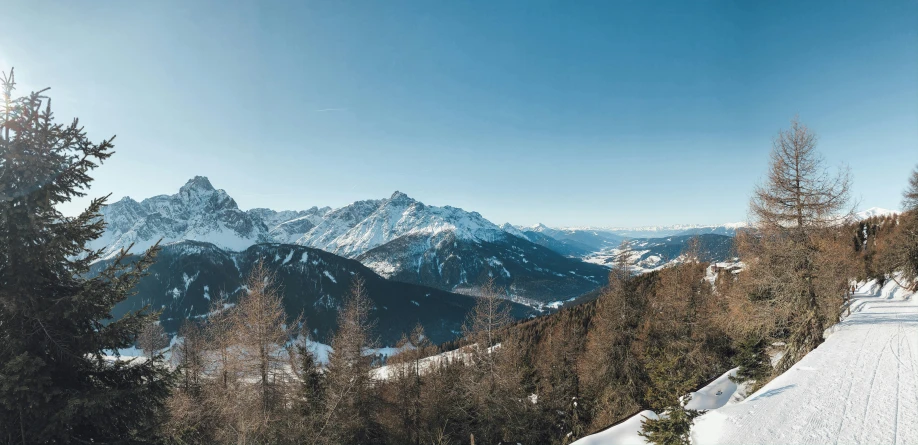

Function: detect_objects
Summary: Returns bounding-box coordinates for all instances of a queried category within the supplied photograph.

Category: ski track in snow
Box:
[693,279,918,445]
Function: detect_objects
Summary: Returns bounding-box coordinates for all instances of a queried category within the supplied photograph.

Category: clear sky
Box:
[2,0,917,227]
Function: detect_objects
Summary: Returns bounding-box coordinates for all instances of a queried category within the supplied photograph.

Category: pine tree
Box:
[638,401,701,445]
[898,167,918,286]
[0,69,173,443]
[293,324,325,441]
[729,334,771,389]
[380,323,431,445]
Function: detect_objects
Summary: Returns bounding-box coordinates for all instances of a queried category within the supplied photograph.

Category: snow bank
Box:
[571,410,658,445]
[571,368,745,445]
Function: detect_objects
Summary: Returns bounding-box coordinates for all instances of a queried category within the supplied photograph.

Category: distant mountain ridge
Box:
[853,207,898,221]
[583,233,736,273]
[537,222,750,239]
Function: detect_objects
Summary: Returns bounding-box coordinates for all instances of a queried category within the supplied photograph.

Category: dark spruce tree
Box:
[0,70,173,443]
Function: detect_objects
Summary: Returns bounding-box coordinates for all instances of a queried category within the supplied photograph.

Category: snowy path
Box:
[693,279,918,445]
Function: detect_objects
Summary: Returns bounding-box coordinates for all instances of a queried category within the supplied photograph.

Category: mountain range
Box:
[102,176,891,342]
[97,177,611,305]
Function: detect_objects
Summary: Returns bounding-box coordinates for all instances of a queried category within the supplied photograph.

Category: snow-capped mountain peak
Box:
[180,175,215,194]
[499,222,527,239]
[854,207,898,220]
[296,191,507,257]
[90,176,268,259]
[389,190,412,201]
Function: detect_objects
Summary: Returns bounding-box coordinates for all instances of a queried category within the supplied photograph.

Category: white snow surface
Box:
[692,278,918,445]
[371,343,502,380]
[571,368,746,445]
[296,191,507,258]
[572,410,659,445]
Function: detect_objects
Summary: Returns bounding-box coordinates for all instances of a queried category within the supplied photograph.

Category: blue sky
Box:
[3,0,916,227]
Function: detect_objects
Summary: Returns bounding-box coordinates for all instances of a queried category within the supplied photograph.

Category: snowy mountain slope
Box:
[291,198,384,253]
[357,230,610,304]
[96,240,535,345]
[583,233,735,273]
[499,222,528,239]
[250,207,333,244]
[691,278,918,445]
[248,206,331,232]
[89,176,270,259]
[529,223,747,240]
[521,230,596,257]
[501,224,595,257]
[297,191,507,258]
[289,192,613,303]
[522,224,624,251]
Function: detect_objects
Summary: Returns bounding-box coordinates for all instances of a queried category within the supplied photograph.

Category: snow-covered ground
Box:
[572,368,747,445]
[371,343,501,380]
[693,278,918,445]
[572,278,917,445]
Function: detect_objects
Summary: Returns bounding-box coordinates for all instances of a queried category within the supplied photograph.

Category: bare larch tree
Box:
[748,117,853,372]
[138,320,170,359]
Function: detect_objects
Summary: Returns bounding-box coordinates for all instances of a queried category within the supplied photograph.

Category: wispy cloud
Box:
[314,107,348,112]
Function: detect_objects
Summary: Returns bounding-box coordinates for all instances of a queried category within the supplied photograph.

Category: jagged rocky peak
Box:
[105,195,144,213]
[387,190,425,211]
[389,190,411,201]
[180,175,215,194]
[173,176,238,211]
[90,175,269,258]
